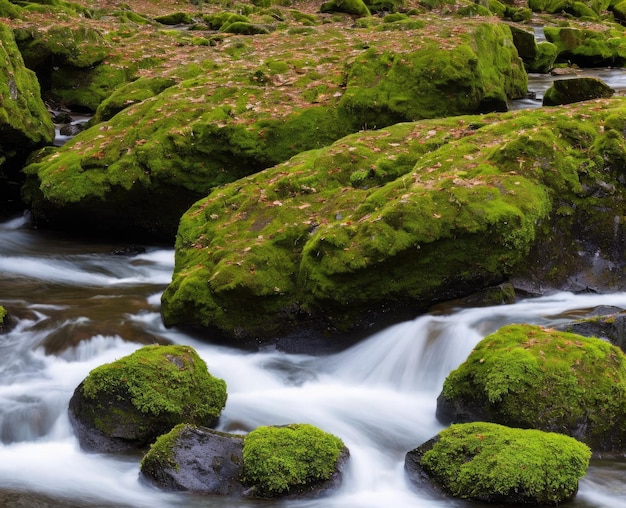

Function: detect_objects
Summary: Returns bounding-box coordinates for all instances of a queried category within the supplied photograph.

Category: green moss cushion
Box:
[406,422,591,505]
[437,324,626,453]
[242,424,348,497]
[68,345,227,452]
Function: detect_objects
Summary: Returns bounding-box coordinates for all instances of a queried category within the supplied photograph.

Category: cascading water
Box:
[0,214,625,507]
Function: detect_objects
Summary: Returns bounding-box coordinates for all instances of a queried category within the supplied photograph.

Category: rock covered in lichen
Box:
[436,324,626,453]
[405,422,591,505]
[68,345,227,453]
[241,424,348,498]
[140,424,245,495]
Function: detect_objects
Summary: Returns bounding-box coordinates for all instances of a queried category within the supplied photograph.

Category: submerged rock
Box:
[436,324,626,454]
[68,344,227,453]
[405,422,591,505]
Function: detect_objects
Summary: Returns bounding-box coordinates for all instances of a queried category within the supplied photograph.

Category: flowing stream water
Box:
[0,213,625,507]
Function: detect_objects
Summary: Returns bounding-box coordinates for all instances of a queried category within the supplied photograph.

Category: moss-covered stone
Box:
[140,423,245,494]
[0,306,6,330]
[320,0,371,16]
[0,23,54,148]
[405,422,591,505]
[528,0,610,17]
[437,324,626,453]
[543,76,614,105]
[155,12,194,25]
[338,21,527,127]
[241,424,348,497]
[162,96,626,344]
[21,19,529,241]
[543,25,626,67]
[68,344,227,453]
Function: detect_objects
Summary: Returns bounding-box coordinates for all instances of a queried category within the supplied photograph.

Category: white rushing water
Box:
[0,215,625,507]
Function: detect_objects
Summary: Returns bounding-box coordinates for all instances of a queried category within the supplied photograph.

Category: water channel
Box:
[0,213,625,507]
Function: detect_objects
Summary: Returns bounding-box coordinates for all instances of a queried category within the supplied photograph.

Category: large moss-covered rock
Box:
[509,25,557,73]
[241,424,348,498]
[0,23,54,149]
[21,19,527,241]
[405,422,591,505]
[543,25,626,67]
[543,76,614,105]
[68,344,227,453]
[161,97,626,345]
[338,20,527,126]
[436,324,626,453]
[140,424,245,494]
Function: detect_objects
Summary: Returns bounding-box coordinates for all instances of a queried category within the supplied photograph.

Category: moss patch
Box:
[242,423,345,497]
[418,422,591,504]
[439,324,626,452]
[82,344,227,433]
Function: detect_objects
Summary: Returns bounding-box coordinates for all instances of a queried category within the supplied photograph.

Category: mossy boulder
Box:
[528,0,610,17]
[320,0,372,16]
[543,25,626,67]
[0,23,54,149]
[556,312,626,352]
[21,19,529,241]
[338,21,527,127]
[405,422,591,505]
[140,424,245,494]
[436,324,626,453]
[68,344,227,453]
[161,97,626,345]
[509,25,557,73]
[241,424,348,498]
[543,77,614,105]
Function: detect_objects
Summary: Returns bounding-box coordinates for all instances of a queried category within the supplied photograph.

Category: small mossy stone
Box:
[406,422,591,505]
[543,77,614,105]
[68,344,227,453]
[241,424,348,497]
[155,12,193,25]
[0,306,6,328]
[320,0,372,17]
[437,324,626,453]
[140,423,245,494]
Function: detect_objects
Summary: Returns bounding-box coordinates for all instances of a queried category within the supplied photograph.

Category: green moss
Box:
[543,25,626,66]
[338,22,526,128]
[0,306,6,326]
[242,424,345,497]
[420,422,591,504]
[320,0,372,16]
[155,12,193,25]
[441,324,626,450]
[0,24,54,146]
[82,344,227,430]
[92,76,177,123]
[140,422,187,472]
